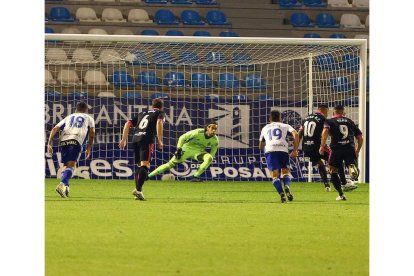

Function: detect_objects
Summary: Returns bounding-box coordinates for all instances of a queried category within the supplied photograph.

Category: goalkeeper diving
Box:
[148,122,219,182]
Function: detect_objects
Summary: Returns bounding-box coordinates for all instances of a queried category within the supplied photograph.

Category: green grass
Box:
[45,179,369,276]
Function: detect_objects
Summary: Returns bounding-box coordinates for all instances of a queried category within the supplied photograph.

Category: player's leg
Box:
[347,151,360,181]
[147,150,189,178]
[339,161,358,192]
[132,143,154,200]
[319,147,332,191]
[328,150,346,200]
[190,152,213,182]
[56,141,81,198]
[266,152,286,203]
[281,167,293,202]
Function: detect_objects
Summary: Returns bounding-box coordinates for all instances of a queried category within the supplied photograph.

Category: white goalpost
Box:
[45,34,367,183]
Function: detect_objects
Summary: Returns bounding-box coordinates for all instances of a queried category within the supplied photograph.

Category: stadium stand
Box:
[165,29,185,36]
[303,0,327,8]
[219,31,239,37]
[191,73,214,88]
[128,9,153,23]
[113,28,134,35]
[328,0,351,7]
[45,69,57,86]
[61,27,81,34]
[154,10,179,24]
[84,70,110,86]
[102,8,127,23]
[330,33,347,38]
[111,71,135,87]
[76,7,100,22]
[315,13,339,28]
[171,0,192,4]
[206,10,230,25]
[98,49,122,63]
[46,48,71,64]
[141,29,160,35]
[136,71,161,87]
[218,73,240,89]
[58,69,82,86]
[352,0,369,8]
[304,33,321,38]
[72,49,97,63]
[340,14,365,28]
[290,12,313,27]
[45,27,54,33]
[49,7,74,22]
[181,10,205,25]
[163,72,186,87]
[279,0,302,9]
[330,76,351,92]
[193,30,212,36]
[121,92,142,99]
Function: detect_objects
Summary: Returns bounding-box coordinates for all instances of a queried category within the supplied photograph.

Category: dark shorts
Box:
[133,142,154,164]
[328,148,357,168]
[60,140,82,164]
[303,149,330,164]
[265,151,290,171]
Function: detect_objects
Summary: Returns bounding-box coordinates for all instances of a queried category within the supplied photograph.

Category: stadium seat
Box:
[315,54,338,70]
[365,15,369,28]
[191,73,214,88]
[121,92,142,99]
[72,49,97,63]
[330,33,346,38]
[290,13,313,27]
[163,72,186,87]
[145,0,167,3]
[341,54,360,71]
[84,70,110,85]
[151,92,169,99]
[111,71,135,87]
[206,52,225,64]
[232,94,248,101]
[61,27,81,34]
[45,27,54,33]
[218,73,240,88]
[279,0,301,8]
[193,30,211,36]
[328,0,351,7]
[98,49,122,64]
[172,0,192,4]
[232,52,254,68]
[45,90,62,100]
[258,94,272,100]
[181,10,205,25]
[102,8,126,22]
[179,51,200,64]
[88,28,109,35]
[45,69,57,86]
[195,0,218,4]
[126,51,150,65]
[68,91,89,99]
[136,71,161,87]
[352,0,369,8]
[76,7,100,22]
[140,30,160,35]
[128,9,153,23]
[154,10,179,25]
[49,7,74,22]
[113,28,134,35]
[205,94,222,101]
[120,0,142,2]
[330,76,350,92]
[153,51,174,68]
[243,73,266,89]
[165,30,184,36]
[46,48,71,64]
[315,13,339,28]
[58,69,81,86]
[304,33,321,38]
[219,31,239,37]
[340,14,364,28]
[206,11,230,25]
[97,92,116,98]
[303,0,327,7]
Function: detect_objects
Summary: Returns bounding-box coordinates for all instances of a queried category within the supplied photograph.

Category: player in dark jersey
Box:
[119,98,165,200]
[319,105,364,201]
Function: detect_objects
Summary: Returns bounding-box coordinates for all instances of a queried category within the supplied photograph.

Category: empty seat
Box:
[315,54,338,70]
[61,27,81,34]
[120,0,142,2]
[232,52,253,68]
[102,8,126,22]
[341,54,360,71]
[179,51,200,64]
[112,71,135,87]
[45,69,57,85]
[72,49,97,63]
[315,13,339,28]
[195,0,218,4]
[303,0,327,7]
[126,51,150,65]
[191,73,214,88]
[290,13,313,27]
[121,92,142,99]
[88,28,109,35]
[163,72,185,87]
[218,73,240,88]
[330,76,350,92]
[181,10,205,25]
[46,48,71,64]
[205,94,222,101]
[244,73,266,89]
[128,9,153,23]
[153,51,174,67]
[49,7,74,22]
[145,0,167,3]
[304,33,321,38]
[340,14,364,28]
[113,28,134,35]
[165,30,184,36]
[352,0,369,8]
[232,95,248,101]
[219,31,238,37]
[45,90,62,99]
[58,69,81,85]
[206,52,224,64]
[76,7,100,22]
[330,33,346,38]
[45,27,54,33]
[154,10,179,24]
[98,49,122,63]
[172,0,192,4]
[258,94,272,100]
[141,29,160,35]
[151,92,169,99]
[84,70,110,85]
[68,91,89,99]
[97,92,116,98]
[328,0,351,7]
[136,71,161,87]
[279,0,301,8]
[193,30,211,36]
[206,11,230,25]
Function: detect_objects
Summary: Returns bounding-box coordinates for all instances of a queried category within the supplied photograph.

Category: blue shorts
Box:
[60,140,82,164]
[265,151,290,171]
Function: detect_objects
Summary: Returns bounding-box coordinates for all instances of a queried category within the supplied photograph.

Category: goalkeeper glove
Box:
[174,148,183,159]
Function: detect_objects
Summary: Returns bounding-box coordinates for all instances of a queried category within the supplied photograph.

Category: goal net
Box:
[45,34,367,182]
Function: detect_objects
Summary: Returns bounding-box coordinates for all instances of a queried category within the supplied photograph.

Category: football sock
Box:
[148,162,174,178]
[272,178,284,194]
[194,154,213,178]
[318,164,329,186]
[338,165,347,185]
[331,173,343,196]
[136,166,149,192]
[61,167,74,187]
[282,174,291,190]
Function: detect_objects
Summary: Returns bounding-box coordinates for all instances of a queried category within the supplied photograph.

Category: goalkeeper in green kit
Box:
[148,122,219,182]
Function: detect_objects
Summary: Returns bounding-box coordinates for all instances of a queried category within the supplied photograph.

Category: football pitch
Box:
[45,179,369,276]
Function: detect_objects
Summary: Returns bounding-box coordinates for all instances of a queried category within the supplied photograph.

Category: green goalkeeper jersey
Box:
[177,128,219,157]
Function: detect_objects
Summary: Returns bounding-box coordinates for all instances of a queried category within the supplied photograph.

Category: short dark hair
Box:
[318,104,329,110]
[204,122,218,131]
[76,102,88,112]
[152,98,164,109]
[334,105,344,112]
[270,110,281,122]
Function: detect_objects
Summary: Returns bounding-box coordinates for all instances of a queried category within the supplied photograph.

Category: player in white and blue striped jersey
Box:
[47,102,95,198]
[259,110,299,203]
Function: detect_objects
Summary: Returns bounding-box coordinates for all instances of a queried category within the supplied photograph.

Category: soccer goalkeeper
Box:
[148,122,219,182]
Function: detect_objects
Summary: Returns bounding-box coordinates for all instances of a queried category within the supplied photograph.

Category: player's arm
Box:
[353,124,364,157]
[209,139,219,157]
[298,127,304,142]
[319,128,330,155]
[46,125,61,155]
[174,130,196,158]
[259,129,265,151]
[290,130,299,158]
[119,120,133,150]
[156,118,164,150]
[85,127,95,160]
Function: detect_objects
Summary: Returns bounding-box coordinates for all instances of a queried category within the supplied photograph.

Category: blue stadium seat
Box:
[181,10,205,25]
[112,71,135,87]
[206,52,224,64]
[258,94,273,100]
[218,73,240,88]
[154,10,179,25]
[163,72,186,87]
[279,0,301,8]
[136,71,161,87]
[205,94,222,101]
[153,51,174,68]
[303,0,327,7]
[341,54,360,71]
[145,0,168,3]
[316,13,339,28]
[122,92,142,99]
[330,76,350,92]
[244,73,266,89]
[49,7,74,22]
[165,30,184,36]
[219,31,239,37]
[45,27,55,33]
[179,51,200,64]
[330,33,346,38]
[304,33,321,38]
[232,94,248,101]
[315,54,338,70]
[68,91,88,100]
[191,73,214,88]
[290,13,313,27]
[172,0,192,4]
[128,51,150,66]
[193,30,211,36]
[195,0,218,4]
[151,92,169,99]
[45,90,62,99]
[232,52,253,67]
[140,29,160,35]
[206,10,230,25]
